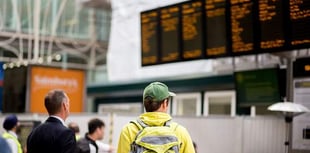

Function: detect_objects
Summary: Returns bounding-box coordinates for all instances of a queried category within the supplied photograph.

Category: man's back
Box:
[27,117,76,153]
[117,82,195,153]
[117,112,195,153]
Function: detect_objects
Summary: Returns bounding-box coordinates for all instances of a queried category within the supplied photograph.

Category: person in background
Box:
[27,89,76,153]
[2,114,23,153]
[117,82,195,153]
[0,129,13,153]
[68,122,81,141]
[96,140,114,153]
[75,118,107,153]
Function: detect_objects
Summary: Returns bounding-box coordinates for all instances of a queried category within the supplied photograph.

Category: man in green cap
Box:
[117,82,195,153]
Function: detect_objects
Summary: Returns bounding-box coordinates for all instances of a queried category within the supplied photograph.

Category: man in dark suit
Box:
[27,89,76,153]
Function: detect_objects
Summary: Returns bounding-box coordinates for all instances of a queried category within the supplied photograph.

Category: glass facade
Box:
[0,0,111,41]
[0,0,111,71]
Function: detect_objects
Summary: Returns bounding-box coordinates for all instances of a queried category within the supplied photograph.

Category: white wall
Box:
[0,113,112,145]
[0,114,287,153]
[107,0,213,82]
[112,115,286,153]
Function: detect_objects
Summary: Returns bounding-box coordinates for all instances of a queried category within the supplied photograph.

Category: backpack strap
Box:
[164,120,172,126]
[166,120,179,132]
[130,119,146,131]
[129,119,147,152]
[136,119,148,128]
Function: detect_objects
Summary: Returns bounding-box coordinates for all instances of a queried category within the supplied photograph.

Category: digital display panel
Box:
[140,0,310,66]
[181,1,204,60]
[141,10,159,66]
[3,67,27,113]
[258,0,286,51]
[160,5,181,63]
[230,0,255,54]
[205,0,228,57]
[289,0,310,48]
[235,68,281,106]
[293,57,310,78]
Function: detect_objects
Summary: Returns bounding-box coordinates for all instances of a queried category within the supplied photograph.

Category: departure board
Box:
[230,0,255,54]
[160,5,181,63]
[205,0,228,57]
[289,0,310,48]
[181,1,204,60]
[141,10,159,66]
[258,0,286,51]
[140,0,310,66]
[235,68,281,106]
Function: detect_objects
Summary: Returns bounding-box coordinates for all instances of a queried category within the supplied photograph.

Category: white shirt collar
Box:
[50,115,66,126]
[7,131,18,138]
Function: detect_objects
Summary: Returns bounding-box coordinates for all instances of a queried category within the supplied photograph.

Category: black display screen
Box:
[160,4,181,63]
[3,67,27,112]
[235,68,281,106]
[141,10,159,66]
[258,0,286,51]
[230,0,255,55]
[181,1,204,60]
[140,0,310,66]
[293,57,310,78]
[289,0,310,48]
[205,0,228,57]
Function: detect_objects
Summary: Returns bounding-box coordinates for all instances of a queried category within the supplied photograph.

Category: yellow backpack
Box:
[130,119,180,153]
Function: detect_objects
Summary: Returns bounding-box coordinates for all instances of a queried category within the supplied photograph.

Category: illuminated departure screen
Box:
[140,0,310,66]
[141,10,159,66]
[235,68,281,106]
[160,5,181,63]
[259,0,286,51]
[289,0,310,48]
[230,0,255,54]
[181,1,204,60]
[205,0,228,57]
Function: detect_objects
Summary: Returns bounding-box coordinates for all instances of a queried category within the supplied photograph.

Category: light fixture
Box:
[38,57,43,64]
[9,63,14,68]
[54,54,62,61]
[16,61,21,67]
[23,60,28,66]
[268,102,309,153]
[3,63,7,70]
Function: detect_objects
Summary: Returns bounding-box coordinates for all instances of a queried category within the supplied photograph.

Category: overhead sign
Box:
[28,66,85,113]
[294,57,310,78]
[234,68,281,106]
[141,0,310,66]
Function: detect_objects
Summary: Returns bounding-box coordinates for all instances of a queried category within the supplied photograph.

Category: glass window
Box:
[172,93,201,116]
[204,91,236,116]
[0,0,111,41]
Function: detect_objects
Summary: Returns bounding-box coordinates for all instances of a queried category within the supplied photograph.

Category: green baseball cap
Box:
[143,82,176,102]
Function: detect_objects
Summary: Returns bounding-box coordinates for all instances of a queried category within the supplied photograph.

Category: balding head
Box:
[44,89,69,116]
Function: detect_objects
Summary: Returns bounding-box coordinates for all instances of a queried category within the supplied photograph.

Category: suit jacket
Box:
[27,117,76,153]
